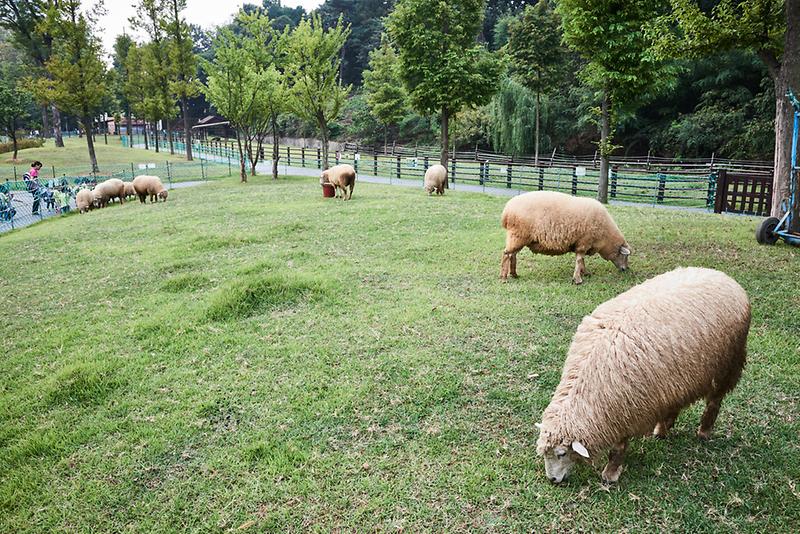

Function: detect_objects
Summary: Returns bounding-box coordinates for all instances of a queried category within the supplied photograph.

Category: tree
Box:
[0,0,64,147]
[362,36,407,153]
[0,37,32,160]
[488,77,539,156]
[507,0,563,165]
[558,0,670,203]
[112,33,134,147]
[650,0,800,224]
[387,0,502,169]
[164,0,198,161]
[284,13,351,170]
[39,0,106,173]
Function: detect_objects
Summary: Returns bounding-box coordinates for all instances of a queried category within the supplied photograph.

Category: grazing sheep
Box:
[93,178,126,208]
[424,164,447,195]
[536,267,750,484]
[500,191,631,284]
[123,181,136,200]
[321,164,356,200]
[132,175,168,203]
[75,189,96,214]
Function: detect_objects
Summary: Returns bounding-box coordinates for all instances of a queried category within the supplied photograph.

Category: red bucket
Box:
[322,183,336,198]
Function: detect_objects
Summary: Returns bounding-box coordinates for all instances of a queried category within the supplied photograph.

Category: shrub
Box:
[0,137,45,155]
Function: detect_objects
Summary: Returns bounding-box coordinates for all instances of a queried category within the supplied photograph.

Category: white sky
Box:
[97,0,323,57]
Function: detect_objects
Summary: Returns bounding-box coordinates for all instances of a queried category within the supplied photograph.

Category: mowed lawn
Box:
[0,175,798,532]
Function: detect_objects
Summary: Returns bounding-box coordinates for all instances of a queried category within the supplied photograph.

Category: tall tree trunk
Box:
[182,97,193,161]
[154,121,160,153]
[597,91,611,204]
[144,123,149,150]
[126,109,133,149]
[272,115,280,180]
[320,118,330,170]
[167,119,175,155]
[236,131,247,183]
[441,106,450,188]
[52,105,64,147]
[83,116,99,173]
[41,106,50,139]
[11,123,19,160]
[535,89,541,167]
[384,124,388,156]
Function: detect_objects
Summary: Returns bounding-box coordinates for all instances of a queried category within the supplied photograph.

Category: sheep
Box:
[535,267,750,485]
[132,175,168,203]
[93,178,126,208]
[75,189,96,214]
[424,164,447,195]
[123,181,136,200]
[500,191,631,284]
[320,164,356,200]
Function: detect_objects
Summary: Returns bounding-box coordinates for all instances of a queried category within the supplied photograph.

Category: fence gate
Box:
[714,169,773,216]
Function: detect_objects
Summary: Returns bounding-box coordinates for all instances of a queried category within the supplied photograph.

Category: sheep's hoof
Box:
[601,466,623,484]
[573,277,584,285]
[510,273,519,279]
[697,429,712,441]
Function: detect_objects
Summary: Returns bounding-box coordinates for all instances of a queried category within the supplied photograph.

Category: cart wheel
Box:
[756,217,780,245]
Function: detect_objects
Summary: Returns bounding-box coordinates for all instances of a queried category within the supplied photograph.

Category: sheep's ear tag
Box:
[571,441,590,458]
[620,246,631,256]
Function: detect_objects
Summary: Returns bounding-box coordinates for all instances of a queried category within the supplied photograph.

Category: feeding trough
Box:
[322,182,336,198]
[757,89,800,246]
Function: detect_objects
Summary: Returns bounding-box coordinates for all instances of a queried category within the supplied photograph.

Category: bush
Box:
[0,137,45,155]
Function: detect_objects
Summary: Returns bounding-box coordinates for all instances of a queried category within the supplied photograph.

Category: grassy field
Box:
[1,137,229,183]
[0,174,798,531]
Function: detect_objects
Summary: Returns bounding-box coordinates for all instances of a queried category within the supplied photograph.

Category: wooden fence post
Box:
[571,167,578,196]
[657,173,666,203]
[714,170,728,213]
[610,166,618,199]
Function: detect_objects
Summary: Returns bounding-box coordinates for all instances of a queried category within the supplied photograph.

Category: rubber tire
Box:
[756,217,780,245]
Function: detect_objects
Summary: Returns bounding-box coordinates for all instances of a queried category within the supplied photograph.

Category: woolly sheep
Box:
[500,191,631,284]
[321,164,356,200]
[93,178,126,208]
[123,181,136,200]
[75,189,96,214]
[424,164,447,195]
[536,267,750,484]
[132,175,168,203]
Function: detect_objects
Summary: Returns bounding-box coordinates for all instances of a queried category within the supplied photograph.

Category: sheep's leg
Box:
[601,439,628,484]
[573,253,587,285]
[653,409,680,439]
[698,393,725,440]
[510,252,518,278]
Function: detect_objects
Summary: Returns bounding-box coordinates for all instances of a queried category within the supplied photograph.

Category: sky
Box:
[98,0,323,56]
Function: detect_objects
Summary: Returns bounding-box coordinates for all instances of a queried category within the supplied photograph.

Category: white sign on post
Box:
[575,166,587,177]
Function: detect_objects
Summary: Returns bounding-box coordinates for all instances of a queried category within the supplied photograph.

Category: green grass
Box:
[1,174,798,532]
[1,137,229,183]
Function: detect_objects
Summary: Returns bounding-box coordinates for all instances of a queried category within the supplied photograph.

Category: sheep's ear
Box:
[619,246,631,256]
[571,441,590,458]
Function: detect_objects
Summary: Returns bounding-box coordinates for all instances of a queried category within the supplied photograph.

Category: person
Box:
[23,161,43,216]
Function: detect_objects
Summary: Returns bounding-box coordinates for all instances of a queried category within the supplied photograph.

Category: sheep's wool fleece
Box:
[501,191,624,255]
[537,267,750,454]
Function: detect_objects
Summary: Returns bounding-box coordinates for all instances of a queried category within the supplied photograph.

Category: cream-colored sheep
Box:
[132,175,168,203]
[500,191,631,284]
[536,267,750,484]
[321,164,356,200]
[75,189,96,214]
[93,178,126,208]
[424,164,447,195]
[123,181,136,200]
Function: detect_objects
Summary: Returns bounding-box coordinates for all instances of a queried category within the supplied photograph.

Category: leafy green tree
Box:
[507,0,563,164]
[124,43,152,150]
[284,13,351,170]
[488,77,539,156]
[362,36,407,153]
[387,0,502,168]
[0,0,64,146]
[112,33,134,147]
[164,0,198,161]
[0,37,32,160]
[39,0,107,172]
[558,0,670,203]
[650,0,800,221]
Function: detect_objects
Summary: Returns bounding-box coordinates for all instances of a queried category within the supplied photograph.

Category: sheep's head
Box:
[158,189,168,202]
[603,243,631,272]
[320,170,330,185]
[535,423,590,484]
